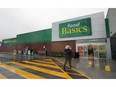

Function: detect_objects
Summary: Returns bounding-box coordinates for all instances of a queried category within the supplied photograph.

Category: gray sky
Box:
[0,8,108,41]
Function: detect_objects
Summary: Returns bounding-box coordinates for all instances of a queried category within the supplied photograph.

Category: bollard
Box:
[105,65,111,72]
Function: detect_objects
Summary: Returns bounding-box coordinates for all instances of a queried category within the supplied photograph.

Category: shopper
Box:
[13,49,17,55]
[30,48,34,55]
[63,45,73,71]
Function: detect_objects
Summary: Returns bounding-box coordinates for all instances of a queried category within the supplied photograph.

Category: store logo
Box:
[59,18,92,38]
[67,22,80,28]
[4,40,16,43]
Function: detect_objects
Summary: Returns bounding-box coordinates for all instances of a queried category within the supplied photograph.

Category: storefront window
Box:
[98,45,106,58]
[76,38,106,59]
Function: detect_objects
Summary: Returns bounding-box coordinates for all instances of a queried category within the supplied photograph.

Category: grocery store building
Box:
[0,12,112,59]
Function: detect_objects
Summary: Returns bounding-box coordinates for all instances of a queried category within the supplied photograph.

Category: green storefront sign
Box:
[2,38,17,46]
[59,18,92,38]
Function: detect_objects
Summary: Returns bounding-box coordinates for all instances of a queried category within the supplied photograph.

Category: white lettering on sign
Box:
[67,22,80,28]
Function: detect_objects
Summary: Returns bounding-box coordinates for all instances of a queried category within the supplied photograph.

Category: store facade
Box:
[52,12,110,59]
[0,12,112,59]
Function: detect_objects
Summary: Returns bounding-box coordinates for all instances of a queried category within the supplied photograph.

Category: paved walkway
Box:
[0,52,116,79]
[57,57,116,79]
[0,53,90,79]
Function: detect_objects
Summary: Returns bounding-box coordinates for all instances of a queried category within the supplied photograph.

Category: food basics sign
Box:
[59,18,92,38]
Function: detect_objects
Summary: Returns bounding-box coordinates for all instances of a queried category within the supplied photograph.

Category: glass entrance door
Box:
[76,43,106,59]
[98,45,106,58]
[88,44,94,59]
[78,46,84,58]
[93,45,99,58]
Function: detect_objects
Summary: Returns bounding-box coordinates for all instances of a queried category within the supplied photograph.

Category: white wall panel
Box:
[52,12,106,41]
[107,8,116,37]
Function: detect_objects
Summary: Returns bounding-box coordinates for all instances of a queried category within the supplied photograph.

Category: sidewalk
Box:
[56,57,116,79]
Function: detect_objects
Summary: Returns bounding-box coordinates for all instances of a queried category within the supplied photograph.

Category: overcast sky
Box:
[0,8,108,41]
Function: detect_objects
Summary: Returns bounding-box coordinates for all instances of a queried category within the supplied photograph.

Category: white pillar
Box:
[106,38,112,59]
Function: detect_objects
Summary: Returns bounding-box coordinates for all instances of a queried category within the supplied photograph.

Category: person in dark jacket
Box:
[30,48,34,55]
[63,45,73,71]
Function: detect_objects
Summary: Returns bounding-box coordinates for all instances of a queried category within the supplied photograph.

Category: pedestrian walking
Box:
[63,45,73,71]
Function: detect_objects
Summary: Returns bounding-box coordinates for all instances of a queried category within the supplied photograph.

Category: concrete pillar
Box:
[106,38,112,59]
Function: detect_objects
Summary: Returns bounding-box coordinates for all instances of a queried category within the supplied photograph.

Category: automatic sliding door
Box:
[78,46,84,58]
